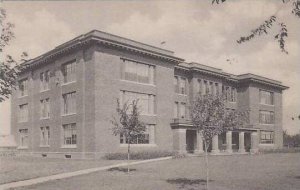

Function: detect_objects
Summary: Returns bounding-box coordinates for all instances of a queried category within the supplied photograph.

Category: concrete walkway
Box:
[0,156,172,190]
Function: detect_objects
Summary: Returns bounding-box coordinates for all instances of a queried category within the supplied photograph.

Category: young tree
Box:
[111,99,146,173]
[190,93,248,190]
[0,7,28,102]
[212,0,300,54]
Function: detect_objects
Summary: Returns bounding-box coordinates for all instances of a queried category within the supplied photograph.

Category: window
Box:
[223,86,236,102]
[40,126,50,146]
[174,102,179,118]
[40,71,50,91]
[18,104,28,122]
[231,87,237,102]
[179,77,187,95]
[40,99,50,119]
[174,76,179,93]
[62,60,76,84]
[260,131,274,144]
[260,90,274,105]
[120,91,156,115]
[123,59,155,84]
[215,83,219,95]
[204,80,209,95]
[62,92,76,115]
[197,79,202,94]
[62,123,77,146]
[179,102,186,119]
[120,124,155,145]
[209,82,213,95]
[259,110,274,124]
[19,129,28,148]
[19,78,28,97]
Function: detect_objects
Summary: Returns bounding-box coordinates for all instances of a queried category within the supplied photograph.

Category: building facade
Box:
[11,30,288,159]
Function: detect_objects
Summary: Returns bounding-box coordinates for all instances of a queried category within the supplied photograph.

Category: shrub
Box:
[260,147,300,154]
[104,150,175,160]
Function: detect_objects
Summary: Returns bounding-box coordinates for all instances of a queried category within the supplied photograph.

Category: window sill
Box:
[18,121,28,123]
[61,81,76,86]
[176,93,188,96]
[120,144,157,147]
[61,145,77,149]
[17,146,28,149]
[61,113,76,117]
[40,89,50,93]
[40,117,50,120]
[18,95,28,98]
[259,124,275,126]
[120,79,156,87]
[39,145,50,148]
[259,143,274,146]
[260,103,275,106]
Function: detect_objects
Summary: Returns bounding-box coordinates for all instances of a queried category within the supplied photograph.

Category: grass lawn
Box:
[0,156,121,185]
[13,153,300,190]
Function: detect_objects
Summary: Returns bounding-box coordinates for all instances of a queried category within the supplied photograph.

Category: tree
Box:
[111,99,146,173]
[190,93,248,190]
[0,7,28,102]
[212,0,300,54]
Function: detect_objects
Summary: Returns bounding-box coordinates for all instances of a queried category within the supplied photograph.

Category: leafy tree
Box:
[0,7,28,102]
[111,99,146,173]
[212,0,300,54]
[190,93,248,190]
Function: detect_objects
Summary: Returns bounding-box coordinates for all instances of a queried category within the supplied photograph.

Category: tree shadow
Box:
[166,178,213,190]
[107,167,137,173]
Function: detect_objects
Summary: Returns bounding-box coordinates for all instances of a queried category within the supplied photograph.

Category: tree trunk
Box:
[127,142,130,174]
[204,140,209,190]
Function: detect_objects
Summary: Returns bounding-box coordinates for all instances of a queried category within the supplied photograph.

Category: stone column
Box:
[173,129,187,154]
[238,132,246,153]
[211,135,220,154]
[250,132,259,154]
[195,131,204,154]
[226,131,233,153]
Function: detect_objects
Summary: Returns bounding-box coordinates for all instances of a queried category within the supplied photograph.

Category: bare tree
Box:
[190,93,248,190]
[111,99,146,173]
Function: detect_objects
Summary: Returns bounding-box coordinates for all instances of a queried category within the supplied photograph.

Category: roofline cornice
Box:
[21,34,184,72]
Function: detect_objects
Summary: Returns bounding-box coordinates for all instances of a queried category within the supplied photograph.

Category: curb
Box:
[0,156,172,190]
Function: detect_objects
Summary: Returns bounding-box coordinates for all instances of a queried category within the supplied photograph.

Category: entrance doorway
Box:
[186,130,197,153]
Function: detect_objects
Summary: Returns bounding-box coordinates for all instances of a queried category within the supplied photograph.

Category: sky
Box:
[0,0,299,135]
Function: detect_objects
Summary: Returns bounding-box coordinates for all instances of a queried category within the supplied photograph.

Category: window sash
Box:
[259,111,274,124]
[260,90,274,105]
[40,127,50,146]
[63,124,77,145]
[123,60,154,84]
[19,104,28,122]
[62,61,76,83]
[120,125,154,144]
[260,131,274,144]
[19,79,28,96]
[63,92,76,115]
[121,91,155,115]
[19,129,28,147]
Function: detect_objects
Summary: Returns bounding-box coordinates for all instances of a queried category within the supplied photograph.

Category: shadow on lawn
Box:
[166,178,213,190]
[107,167,136,172]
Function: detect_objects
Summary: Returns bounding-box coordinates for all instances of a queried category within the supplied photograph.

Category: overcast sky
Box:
[1,0,299,135]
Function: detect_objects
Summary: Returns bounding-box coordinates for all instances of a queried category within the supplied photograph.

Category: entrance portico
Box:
[171,120,259,154]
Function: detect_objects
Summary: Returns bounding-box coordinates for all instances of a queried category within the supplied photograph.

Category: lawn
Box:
[13,153,300,190]
[0,156,121,185]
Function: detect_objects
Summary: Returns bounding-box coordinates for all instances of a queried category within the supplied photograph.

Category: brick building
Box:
[11,30,288,158]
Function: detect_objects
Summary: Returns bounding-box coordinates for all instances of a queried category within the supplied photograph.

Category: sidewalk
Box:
[0,156,172,190]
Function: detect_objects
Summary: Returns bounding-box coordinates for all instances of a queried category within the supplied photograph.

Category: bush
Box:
[104,150,175,160]
[260,147,300,154]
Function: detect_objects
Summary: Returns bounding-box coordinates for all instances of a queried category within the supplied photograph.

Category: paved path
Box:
[0,157,172,190]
